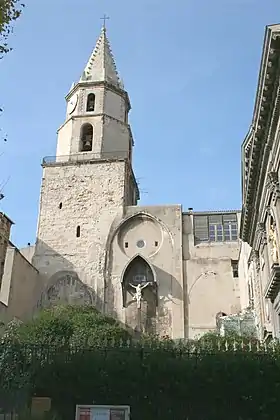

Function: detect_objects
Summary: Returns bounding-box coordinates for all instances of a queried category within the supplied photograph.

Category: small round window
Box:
[136,239,145,248]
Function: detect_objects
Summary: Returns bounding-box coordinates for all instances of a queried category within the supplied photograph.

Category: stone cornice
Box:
[241,26,280,244]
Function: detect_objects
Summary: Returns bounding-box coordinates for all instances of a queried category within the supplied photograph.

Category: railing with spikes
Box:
[1,338,279,357]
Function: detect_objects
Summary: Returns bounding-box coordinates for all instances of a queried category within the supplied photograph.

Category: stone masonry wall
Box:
[0,213,12,285]
[32,160,127,309]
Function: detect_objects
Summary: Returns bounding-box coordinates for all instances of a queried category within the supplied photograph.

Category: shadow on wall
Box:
[155,264,182,336]
[32,239,119,320]
[107,253,183,336]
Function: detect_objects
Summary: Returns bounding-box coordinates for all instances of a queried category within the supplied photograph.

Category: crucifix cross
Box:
[100,14,110,29]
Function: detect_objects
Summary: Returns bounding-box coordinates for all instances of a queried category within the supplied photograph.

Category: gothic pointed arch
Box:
[121,254,157,286]
[103,211,174,308]
[121,254,157,308]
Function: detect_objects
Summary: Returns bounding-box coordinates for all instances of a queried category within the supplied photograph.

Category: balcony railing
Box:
[42,151,130,165]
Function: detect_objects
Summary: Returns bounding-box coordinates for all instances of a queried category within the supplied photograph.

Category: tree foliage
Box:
[1,337,280,420]
[0,0,24,58]
[10,305,132,346]
[1,309,280,419]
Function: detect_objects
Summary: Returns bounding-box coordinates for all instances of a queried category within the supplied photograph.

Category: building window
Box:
[231,260,238,278]
[76,226,81,238]
[194,213,238,244]
[86,93,95,112]
[59,202,62,209]
[80,123,93,152]
[155,241,158,247]
[124,242,128,248]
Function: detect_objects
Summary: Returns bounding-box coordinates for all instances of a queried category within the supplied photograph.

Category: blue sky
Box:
[0,0,280,247]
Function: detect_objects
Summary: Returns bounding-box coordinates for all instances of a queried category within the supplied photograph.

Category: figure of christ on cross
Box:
[129,283,151,309]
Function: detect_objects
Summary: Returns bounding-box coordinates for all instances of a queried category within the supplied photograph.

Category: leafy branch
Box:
[0,0,24,58]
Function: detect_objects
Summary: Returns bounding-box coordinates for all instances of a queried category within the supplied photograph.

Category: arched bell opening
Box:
[80,123,93,152]
[86,93,95,112]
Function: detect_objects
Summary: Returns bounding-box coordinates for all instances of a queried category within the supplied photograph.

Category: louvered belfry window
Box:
[194,213,238,244]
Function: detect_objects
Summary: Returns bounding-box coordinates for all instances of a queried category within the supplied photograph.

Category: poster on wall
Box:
[76,405,129,420]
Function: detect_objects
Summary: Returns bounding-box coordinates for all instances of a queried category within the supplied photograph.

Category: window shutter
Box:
[194,215,209,242]
[209,214,222,224]
[223,213,237,222]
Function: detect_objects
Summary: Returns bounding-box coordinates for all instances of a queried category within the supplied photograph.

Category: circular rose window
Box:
[136,239,145,248]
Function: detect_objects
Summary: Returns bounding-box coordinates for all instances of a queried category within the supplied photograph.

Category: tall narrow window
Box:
[76,226,81,238]
[209,214,223,242]
[80,123,93,152]
[86,93,95,112]
[231,260,238,278]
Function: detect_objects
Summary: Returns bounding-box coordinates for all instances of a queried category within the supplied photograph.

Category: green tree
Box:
[0,0,24,148]
[0,0,24,58]
[13,305,131,346]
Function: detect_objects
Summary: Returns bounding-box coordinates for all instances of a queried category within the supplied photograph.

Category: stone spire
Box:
[80,26,121,88]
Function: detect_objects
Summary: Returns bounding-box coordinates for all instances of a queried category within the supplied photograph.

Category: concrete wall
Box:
[20,245,35,264]
[238,241,251,309]
[0,245,40,322]
[183,213,241,339]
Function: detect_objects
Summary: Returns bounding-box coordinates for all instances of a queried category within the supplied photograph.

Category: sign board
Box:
[31,397,51,417]
[75,405,130,420]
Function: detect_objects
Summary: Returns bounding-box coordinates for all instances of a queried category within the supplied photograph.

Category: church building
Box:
[0,24,252,339]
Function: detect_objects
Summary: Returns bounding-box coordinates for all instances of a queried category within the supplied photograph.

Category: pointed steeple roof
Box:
[80,26,121,88]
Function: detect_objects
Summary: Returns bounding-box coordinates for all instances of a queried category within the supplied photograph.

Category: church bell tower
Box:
[33,24,139,307]
[57,25,133,162]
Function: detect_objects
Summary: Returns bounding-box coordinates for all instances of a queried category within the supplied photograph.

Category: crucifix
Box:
[100,14,110,29]
[129,283,150,309]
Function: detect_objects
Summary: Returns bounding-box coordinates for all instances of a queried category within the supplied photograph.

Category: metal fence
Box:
[1,340,280,420]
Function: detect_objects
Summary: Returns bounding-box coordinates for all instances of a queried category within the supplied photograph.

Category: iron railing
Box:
[42,151,130,165]
[1,341,280,420]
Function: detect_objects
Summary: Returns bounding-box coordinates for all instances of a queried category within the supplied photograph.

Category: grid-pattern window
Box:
[194,213,238,244]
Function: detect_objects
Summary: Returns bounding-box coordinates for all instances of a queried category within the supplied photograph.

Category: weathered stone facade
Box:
[0,213,13,284]
[33,160,132,309]
[240,23,280,340]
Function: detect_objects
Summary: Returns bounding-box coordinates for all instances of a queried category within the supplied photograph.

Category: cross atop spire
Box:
[100,14,109,30]
[80,25,122,88]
